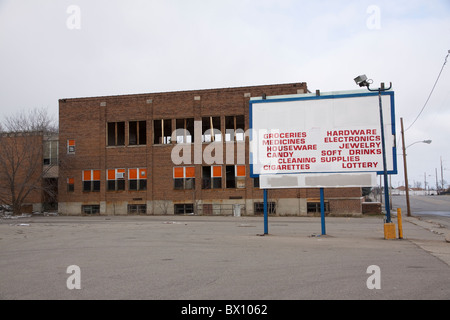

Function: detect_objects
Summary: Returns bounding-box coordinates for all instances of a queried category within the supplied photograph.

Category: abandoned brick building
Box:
[57,82,363,216]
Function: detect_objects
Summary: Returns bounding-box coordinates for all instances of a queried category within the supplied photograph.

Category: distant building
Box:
[0,132,58,213]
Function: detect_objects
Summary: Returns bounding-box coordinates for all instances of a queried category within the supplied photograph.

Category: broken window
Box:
[202,166,222,189]
[128,204,147,214]
[107,122,125,146]
[82,205,100,215]
[225,165,246,189]
[225,115,245,142]
[202,116,221,142]
[153,119,172,144]
[175,118,194,143]
[307,201,330,213]
[43,139,58,165]
[129,121,147,145]
[254,202,276,215]
[174,204,194,215]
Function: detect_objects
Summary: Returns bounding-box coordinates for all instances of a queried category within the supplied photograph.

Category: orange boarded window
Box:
[129,168,138,180]
[83,170,91,181]
[139,169,147,179]
[174,167,184,178]
[67,139,76,154]
[107,169,116,180]
[212,166,222,178]
[236,165,246,177]
[93,170,101,181]
[185,167,195,178]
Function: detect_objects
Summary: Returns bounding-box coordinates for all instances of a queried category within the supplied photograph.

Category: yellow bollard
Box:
[384,223,396,240]
[397,208,403,239]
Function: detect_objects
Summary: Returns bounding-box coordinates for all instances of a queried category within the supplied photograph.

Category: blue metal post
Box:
[264,189,268,235]
[320,188,326,235]
[378,90,391,223]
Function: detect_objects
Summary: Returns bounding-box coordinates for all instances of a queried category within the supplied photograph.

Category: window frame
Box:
[129,120,147,146]
[173,167,195,190]
[128,168,148,191]
[82,170,101,192]
[107,122,125,147]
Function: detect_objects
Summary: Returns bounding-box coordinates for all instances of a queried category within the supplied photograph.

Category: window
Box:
[67,178,74,192]
[107,122,125,146]
[307,201,330,214]
[202,116,221,142]
[82,205,100,215]
[173,167,195,190]
[174,204,194,215]
[129,121,147,145]
[226,165,246,189]
[128,204,147,214]
[225,115,245,141]
[153,119,172,144]
[82,170,101,192]
[254,202,276,215]
[43,139,59,165]
[202,166,222,189]
[129,168,147,191]
[107,169,126,191]
[67,139,75,154]
[253,177,260,188]
[175,118,194,143]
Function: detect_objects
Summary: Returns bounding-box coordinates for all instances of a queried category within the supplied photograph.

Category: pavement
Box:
[1,213,449,300]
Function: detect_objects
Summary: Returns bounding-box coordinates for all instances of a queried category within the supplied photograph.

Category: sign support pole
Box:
[320,188,326,235]
[264,189,268,235]
[367,83,393,223]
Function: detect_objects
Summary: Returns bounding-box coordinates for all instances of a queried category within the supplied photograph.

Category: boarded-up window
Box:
[174,167,195,190]
[128,168,147,191]
[82,170,101,192]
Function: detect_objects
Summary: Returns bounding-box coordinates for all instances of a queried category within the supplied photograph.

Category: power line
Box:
[405,50,449,132]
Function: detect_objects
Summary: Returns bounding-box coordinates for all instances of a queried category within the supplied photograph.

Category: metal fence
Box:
[196,203,246,216]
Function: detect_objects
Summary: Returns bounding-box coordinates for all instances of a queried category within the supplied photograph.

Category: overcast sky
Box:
[1,0,449,189]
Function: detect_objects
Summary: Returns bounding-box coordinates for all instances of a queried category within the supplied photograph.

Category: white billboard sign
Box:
[250,90,397,178]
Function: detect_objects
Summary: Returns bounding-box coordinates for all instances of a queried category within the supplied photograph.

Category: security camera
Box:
[354,75,369,87]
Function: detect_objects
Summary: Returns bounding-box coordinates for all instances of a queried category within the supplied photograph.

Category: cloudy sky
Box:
[1,0,449,189]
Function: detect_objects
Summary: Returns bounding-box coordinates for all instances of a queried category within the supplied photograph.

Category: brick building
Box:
[58,82,363,216]
[0,132,58,214]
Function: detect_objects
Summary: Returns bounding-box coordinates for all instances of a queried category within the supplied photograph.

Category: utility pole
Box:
[400,118,412,217]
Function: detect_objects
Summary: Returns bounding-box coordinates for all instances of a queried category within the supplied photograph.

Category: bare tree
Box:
[0,108,57,215]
